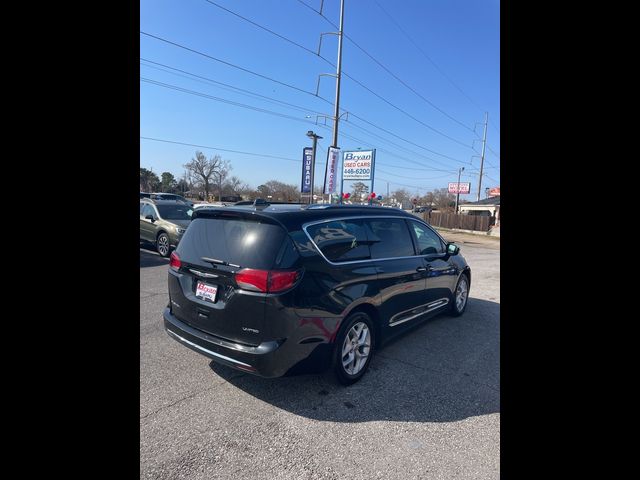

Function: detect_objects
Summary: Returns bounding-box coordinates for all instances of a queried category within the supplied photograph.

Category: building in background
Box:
[458,196,500,226]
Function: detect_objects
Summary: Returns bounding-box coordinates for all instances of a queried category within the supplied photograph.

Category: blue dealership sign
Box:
[301,147,313,193]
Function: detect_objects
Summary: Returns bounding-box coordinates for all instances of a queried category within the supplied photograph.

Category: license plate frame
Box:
[195,281,218,303]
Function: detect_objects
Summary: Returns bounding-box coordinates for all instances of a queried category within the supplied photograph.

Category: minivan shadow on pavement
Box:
[209,297,499,424]
[140,247,170,268]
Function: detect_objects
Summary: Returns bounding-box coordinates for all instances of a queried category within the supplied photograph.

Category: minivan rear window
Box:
[177,217,287,270]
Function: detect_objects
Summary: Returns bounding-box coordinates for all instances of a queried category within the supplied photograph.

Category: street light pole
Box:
[307,130,323,204]
[455,166,465,214]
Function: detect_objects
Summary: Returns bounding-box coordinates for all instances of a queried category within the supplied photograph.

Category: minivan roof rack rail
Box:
[304,204,387,209]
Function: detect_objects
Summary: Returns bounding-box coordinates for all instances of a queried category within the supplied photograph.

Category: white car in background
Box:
[192,202,226,209]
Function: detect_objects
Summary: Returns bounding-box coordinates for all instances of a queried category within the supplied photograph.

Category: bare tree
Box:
[391,188,411,208]
[263,180,300,202]
[432,188,456,211]
[184,152,230,201]
[215,160,232,201]
[224,176,243,195]
[350,182,369,203]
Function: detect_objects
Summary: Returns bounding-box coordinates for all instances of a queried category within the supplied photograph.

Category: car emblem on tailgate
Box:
[188,269,219,278]
[242,327,260,334]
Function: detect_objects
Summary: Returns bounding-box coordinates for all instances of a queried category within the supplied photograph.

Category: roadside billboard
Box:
[301,147,312,193]
[342,150,374,180]
[323,147,340,194]
[488,187,500,197]
[448,182,471,194]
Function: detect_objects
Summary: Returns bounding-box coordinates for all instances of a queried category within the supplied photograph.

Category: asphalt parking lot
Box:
[140,236,500,479]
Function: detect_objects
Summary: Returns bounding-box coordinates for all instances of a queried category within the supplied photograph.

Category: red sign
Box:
[488,187,500,197]
[448,182,471,194]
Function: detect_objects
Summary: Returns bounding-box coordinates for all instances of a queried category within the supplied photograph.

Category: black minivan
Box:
[164,203,471,384]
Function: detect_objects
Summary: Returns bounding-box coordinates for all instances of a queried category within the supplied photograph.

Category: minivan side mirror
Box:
[447,243,460,255]
[145,214,155,222]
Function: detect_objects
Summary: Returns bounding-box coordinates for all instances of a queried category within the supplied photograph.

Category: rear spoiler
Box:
[191,207,286,229]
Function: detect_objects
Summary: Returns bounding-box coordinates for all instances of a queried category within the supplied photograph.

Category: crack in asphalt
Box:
[376,353,499,393]
[140,291,166,299]
[140,385,218,421]
[140,374,247,421]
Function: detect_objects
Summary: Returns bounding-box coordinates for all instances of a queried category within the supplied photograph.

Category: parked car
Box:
[150,193,194,208]
[193,202,226,209]
[140,192,151,199]
[140,199,193,257]
[164,204,471,384]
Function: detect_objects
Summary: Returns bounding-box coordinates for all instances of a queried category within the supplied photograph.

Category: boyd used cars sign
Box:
[342,150,374,180]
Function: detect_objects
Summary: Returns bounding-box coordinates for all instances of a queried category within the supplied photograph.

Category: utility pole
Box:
[307,131,322,204]
[316,0,345,203]
[332,0,345,149]
[455,167,465,214]
[333,0,345,203]
[477,111,488,202]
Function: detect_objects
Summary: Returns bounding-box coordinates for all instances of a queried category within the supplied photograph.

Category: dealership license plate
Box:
[195,281,217,303]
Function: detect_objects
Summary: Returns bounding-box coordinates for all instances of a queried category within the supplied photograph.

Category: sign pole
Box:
[339,151,344,204]
[369,149,376,205]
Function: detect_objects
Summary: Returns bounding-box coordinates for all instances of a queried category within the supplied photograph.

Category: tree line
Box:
[141,150,458,209]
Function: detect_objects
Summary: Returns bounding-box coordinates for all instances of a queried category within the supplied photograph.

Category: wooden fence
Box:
[423,211,492,232]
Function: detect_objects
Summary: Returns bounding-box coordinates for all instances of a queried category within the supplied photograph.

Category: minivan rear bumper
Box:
[163,308,328,377]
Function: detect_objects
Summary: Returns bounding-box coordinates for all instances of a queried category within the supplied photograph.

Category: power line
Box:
[340,122,462,170]
[140,58,326,116]
[140,31,318,98]
[315,124,451,172]
[372,0,487,115]
[377,168,454,180]
[141,71,457,172]
[141,77,317,125]
[484,159,498,169]
[487,145,500,159]
[376,177,431,192]
[341,71,472,148]
[203,0,319,58]
[342,33,473,134]
[343,122,458,171]
[348,113,466,163]
[197,3,473,148]
[142,134,452,180]
[138,54,469,165]
[295,0,475,140]
[140,136,302,163]
[295,0,337,26]
[483,174,500,184]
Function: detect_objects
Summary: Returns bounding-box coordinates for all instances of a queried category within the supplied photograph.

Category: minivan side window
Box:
[364,218,415,259]
[409,220,445,255]
[306,219,371,262]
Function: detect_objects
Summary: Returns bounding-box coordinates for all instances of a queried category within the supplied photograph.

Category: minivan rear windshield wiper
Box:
[201,257,241,268]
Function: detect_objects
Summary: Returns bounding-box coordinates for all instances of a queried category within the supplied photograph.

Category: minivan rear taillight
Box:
[235,268,300,293]
[169,251,181,271]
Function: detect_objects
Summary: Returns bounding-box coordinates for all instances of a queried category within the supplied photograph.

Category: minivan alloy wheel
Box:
[455,276,468,311]
[157,233,170,257]
[341,321,371,375]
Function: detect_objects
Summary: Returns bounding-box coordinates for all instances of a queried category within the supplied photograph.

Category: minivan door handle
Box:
[416,266,428,272]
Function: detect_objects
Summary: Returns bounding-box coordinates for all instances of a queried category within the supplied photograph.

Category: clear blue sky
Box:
[140,0,500,201]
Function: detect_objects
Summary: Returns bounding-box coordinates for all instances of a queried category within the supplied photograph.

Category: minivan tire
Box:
[332,311,375,385]
[450,273,469,317]
[156,232,171,257]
